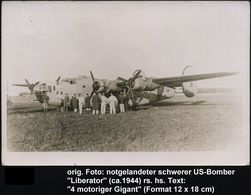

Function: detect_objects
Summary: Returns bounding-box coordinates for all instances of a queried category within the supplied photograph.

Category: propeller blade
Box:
[56,76,61,84]
[90,71,102,93]
[29,82,38,93]
[33,81,39,87]
[25,79,31,86]
[137,92,145,104]
[132,69,141,81]
[128,89,137,108]
[90,90,95,99]
[90,71,95,82]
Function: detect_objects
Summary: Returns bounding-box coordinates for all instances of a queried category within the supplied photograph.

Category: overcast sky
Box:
[2,1,249,95]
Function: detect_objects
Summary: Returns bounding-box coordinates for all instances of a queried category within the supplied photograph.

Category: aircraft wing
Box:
[152,72,238,88]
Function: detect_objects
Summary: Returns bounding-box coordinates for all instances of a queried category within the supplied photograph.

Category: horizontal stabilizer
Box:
[12,84,30,87]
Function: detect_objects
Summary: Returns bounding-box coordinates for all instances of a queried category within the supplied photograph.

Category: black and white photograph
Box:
[2,1,249,165]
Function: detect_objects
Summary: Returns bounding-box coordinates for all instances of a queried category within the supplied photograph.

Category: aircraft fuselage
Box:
[31,76,94,106]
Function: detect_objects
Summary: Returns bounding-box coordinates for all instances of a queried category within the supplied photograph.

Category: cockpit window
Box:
[62,78,77,84]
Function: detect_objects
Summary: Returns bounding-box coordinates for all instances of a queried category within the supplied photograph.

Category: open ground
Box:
[6,92,244,152]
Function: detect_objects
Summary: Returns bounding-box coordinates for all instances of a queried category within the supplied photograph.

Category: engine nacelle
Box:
[160,86,175,98]
[182,65,198,98]
[165,87,175,98]
[182,82,198,97]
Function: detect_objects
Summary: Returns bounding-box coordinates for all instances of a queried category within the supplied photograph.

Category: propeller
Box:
[26,79,39,93]
[124,69,142,107]
[13,79,39,93]
[126,69,141,88]
[25,79,31,86]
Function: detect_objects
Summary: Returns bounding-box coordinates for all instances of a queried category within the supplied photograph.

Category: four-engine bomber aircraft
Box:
[12,66,237,107]
[89,66,237,106]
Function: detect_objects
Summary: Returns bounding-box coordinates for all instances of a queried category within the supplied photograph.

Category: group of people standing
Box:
[59,91,129,115]
[95,92,127,115]
[60,93,91,114]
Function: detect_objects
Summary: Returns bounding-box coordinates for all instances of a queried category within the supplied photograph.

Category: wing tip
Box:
[224,72,238,76]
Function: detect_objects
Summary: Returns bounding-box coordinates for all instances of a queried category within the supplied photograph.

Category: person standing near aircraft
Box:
[57,93,64,112]
[118,92,125,113]
[72,94,78,113]
[108,93,118,114]
[124,92,130,112]
[60,99,64,112]
[78,94,84,114]
[100,93,108,114]
[70,96,73,111]
[92,93,100,115]
[85,94,91,111]
[42,93,49,112]
[64,93,70,112]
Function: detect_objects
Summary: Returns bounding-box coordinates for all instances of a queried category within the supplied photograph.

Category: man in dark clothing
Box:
[72,94,78,112]
[118,92,125,113]
[124,92,130,111]
[92,93,100,115]
[70,96,74,111]
[85,93,91,111]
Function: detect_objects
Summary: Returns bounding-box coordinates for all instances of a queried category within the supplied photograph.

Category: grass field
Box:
[6,92,245,152]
